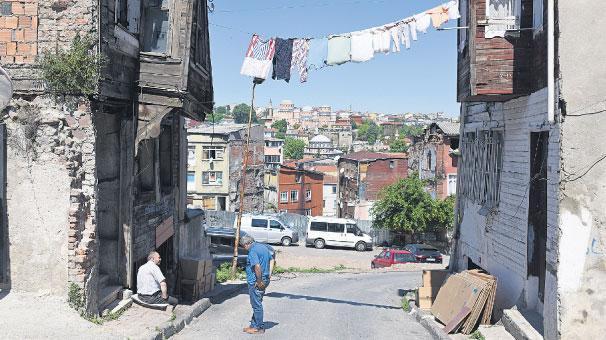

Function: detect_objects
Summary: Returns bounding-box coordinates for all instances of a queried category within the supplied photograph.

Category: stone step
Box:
[501,309,544,340]
[98,285,122,314]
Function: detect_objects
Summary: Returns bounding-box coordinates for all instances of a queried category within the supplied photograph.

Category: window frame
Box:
[280,191,288,203]
[310,221,328,232]
[140,0,172,54]
[202,145,224,160]
[201,171,223,185]
[305,189,312,201]
[251,218,268,229]
[269,220,283,230]
[290,190,299,202]
[532,0,544,35]
[484,0,522,38]
[192,0,210,72]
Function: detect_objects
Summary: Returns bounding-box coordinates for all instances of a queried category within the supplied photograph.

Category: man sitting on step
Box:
[137,251,178,307]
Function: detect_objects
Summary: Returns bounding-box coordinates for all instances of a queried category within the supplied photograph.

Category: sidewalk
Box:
[0,282,246,340]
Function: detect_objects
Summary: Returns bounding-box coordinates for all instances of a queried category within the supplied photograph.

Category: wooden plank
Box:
[443,306,472,334]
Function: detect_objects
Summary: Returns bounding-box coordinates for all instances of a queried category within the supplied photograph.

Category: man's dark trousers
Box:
[248,284,265,329]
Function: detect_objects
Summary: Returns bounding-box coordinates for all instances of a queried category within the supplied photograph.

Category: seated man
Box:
[137,251,178,307]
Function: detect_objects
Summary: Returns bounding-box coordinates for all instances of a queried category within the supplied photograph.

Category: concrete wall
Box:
[456,88,560,328]
[556,1,606,338]
[322,183,337,217]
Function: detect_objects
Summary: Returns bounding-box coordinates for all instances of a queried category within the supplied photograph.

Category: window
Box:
[426,151,433,170]
[202,146,224,160]
[389,160,395,169]
[202,171,223,185]
[328,223,344,233]
[310,222,327,231]
[485,0,521,39]
[137,139,156,192]
[346,224,358,234]
[290,190,299,202]
[201,196,216,210]
[295,174,303,183]
[187,171,195,190]
[306,189,311,201]
[384,251,391,259]
[251,219,267,228]
[159,125,173,193]
[305,209,312,216]
[188,146,196,165]
[323,200,326,208]
[280,191,288,203]
[193,0,210,71]
[394,253,416,263]
[448,174,457,196]
[270,220,282,229]
[532,0,544,34]
[459,0,468,52]
[459,130,503,208]
[141,0,170,53]
[332,185,337,194]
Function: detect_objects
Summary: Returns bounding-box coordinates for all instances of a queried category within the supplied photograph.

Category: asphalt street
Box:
[174,271,431,340]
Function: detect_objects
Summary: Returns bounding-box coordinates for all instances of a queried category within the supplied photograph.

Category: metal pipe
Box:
[547,0,555,122]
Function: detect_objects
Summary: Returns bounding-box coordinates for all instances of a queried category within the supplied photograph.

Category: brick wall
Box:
[364,158,408,201]
[278,167,324,216]
[0,0,38,64]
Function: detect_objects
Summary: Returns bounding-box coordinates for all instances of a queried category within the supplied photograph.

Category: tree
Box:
[232,103,258,124]
[399,124,424,138]
[209,106,227,123]
[371,175,454,233]
[389,137,409,153]
[283,137,305,160]
[357,119,382,144]
[271,119,288,139]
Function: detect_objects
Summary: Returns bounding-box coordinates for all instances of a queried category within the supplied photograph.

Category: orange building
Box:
[278,164,324,216]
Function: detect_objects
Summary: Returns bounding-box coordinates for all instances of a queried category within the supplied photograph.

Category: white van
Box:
[305,217,373,251]
[233,214,299,246]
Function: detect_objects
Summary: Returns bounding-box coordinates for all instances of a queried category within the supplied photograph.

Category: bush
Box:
[40,35,104,96]
[215,262,246,283]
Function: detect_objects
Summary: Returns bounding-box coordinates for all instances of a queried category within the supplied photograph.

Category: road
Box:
[175,271,431,340]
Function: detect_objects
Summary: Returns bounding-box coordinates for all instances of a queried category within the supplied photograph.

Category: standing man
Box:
[137,251,178,307]
[240,235,272,334]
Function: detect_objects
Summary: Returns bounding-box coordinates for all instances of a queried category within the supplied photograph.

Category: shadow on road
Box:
[266,292,400,310]
[264,321,279,329]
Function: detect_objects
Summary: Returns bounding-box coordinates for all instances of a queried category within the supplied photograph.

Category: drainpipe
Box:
[547,0,555,122]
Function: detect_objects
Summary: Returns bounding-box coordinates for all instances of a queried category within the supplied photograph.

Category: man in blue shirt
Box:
[240,235,273,334]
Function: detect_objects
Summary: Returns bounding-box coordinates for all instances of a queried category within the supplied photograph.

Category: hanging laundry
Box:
[307,37,328,70]
[241,34,276,80]
[372,28,391,54]
[414,13,431,34]
[447,1,461,20]
[427,4,450,29]
[272,38,294,82]
[350,30,374,62]
[326,34,351,66]
[409,20,418,41]
[389,26,401,53]
[400,23,411,49]
[291,39,309,83]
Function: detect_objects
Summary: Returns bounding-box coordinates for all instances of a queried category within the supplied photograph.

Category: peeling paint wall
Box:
[556,0,606,338]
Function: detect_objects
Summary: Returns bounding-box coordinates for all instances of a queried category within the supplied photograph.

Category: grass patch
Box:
[273,264,348,274]
[215,262,246,283]
[401,298,411,312]
[470,330,485,340]
[83,307,126,325]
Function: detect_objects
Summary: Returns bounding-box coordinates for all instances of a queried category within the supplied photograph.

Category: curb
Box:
[140,283,246,340]
[409,300,451,340]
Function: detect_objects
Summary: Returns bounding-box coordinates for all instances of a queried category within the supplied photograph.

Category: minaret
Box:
[268,99,274,118]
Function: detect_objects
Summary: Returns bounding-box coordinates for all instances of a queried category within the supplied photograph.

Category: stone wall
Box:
[3,95,97,310]
[228,126,265,213]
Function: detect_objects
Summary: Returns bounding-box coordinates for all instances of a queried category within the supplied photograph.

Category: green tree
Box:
[209,106,227,123]
[232,103,258,124]
[271,119,288,139]
[357,119,381,144]
[389,137,409,153]
[399,124,424,138]
[283,137,306,160]
[371,175,454,233]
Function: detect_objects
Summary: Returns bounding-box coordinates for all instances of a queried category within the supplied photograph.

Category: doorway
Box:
[527,131,548,302]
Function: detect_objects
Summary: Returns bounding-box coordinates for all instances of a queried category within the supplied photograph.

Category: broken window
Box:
[459,130,503,208]
[202,146,224,160]
[137,139,156,193]
[142,0,170,53]
[193,0,210,71]
[485,0,521,38]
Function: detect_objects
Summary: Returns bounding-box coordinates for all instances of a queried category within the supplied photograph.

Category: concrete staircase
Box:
[97,274,122,313]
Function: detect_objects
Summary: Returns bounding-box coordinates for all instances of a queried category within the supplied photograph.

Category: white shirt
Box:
[137,261,165,295]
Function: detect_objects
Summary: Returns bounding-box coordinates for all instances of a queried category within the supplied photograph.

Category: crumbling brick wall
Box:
[0,0,38,64]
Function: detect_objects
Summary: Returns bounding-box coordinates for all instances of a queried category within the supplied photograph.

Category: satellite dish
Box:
[0,66,13,111]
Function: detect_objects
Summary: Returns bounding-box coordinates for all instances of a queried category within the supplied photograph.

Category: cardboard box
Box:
[422,269,449,288]
[418,296,433,310]
[180,258,206,280]
[417,286,441,310]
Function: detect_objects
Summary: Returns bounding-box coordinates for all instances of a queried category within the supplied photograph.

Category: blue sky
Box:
[208,0,460,116]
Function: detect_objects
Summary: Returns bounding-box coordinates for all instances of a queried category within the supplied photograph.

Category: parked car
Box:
[404,244,443,263]
[371,249,417,268]
[233,214,299,246]
[305,216,373,251]
[206,226,249,267]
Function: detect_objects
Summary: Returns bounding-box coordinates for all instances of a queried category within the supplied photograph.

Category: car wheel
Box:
[355,242,366,252]
[314,239,325,249]
[281,237,292,247]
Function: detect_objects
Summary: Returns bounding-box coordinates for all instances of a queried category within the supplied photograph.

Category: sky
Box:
[208,0,460,116]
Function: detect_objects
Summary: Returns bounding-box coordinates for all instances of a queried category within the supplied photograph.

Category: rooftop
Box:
[341,151,407,162]
[310,134,332,143]
[433,122,460,136]
[188,123,254,135]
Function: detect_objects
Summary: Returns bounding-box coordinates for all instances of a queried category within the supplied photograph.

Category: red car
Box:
[371,249,417,268]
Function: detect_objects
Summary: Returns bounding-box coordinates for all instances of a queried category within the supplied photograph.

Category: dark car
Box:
[206,227,249,267]
[371,249,417,269]
[404,244,443,263]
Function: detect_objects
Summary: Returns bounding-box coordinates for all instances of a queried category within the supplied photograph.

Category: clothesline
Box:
[240,1,460,84]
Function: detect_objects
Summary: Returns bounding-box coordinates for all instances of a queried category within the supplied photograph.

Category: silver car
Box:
[234,214,299,246]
